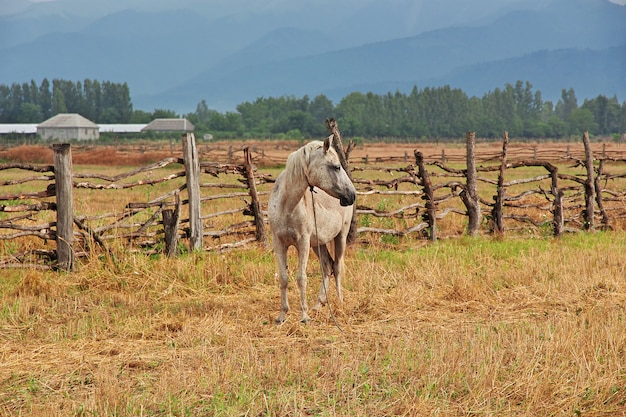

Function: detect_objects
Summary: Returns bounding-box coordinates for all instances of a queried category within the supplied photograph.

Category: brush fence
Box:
[1,132,625,270]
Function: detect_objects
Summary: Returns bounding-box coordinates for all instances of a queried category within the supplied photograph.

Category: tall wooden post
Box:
[53,143,74,271]
[582,131,595,230]
[326,118,358,243]
[461,132,481,236]
[182,133,203,251]
[548,163,564,237]
[594,159,611,230]
[492,131,508,234]
[414,151,436,241]
[243,147,268,247]
[162,191,181,257]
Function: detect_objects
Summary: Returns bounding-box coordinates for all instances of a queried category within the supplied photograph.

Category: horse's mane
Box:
[284,140,325,185]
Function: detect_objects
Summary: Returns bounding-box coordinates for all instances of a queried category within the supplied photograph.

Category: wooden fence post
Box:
[461,132,481,236]
[594,159,611,230]
[162,191,181,257]
[182,133,203,251]
[243,147,268,247]
[582,130,595,230]
[546,163,564,237]
[414,151,436,241]
[52,143,74,271]
[326,118,358,244]
[491,131,508,234]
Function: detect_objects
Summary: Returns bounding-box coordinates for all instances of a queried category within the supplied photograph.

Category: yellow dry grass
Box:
[1,232,626,416]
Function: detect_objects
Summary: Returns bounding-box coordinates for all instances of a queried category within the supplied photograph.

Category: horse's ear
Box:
[323,135,332,153]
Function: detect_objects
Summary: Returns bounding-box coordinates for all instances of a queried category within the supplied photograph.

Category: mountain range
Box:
[1,0,625,113]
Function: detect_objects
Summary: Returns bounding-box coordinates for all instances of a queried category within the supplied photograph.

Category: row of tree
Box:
[1,78,624,139]
[192,82,624,139]
[0,79,135,124]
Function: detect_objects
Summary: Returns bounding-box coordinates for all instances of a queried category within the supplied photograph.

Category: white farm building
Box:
[37,113,100,141]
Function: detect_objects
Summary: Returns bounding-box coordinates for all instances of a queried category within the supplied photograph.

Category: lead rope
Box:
[310,185,344,333]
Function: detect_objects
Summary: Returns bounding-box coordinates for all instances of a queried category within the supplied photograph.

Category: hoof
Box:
[275,314,287,325]
[300,314,311,324]
[311,302,323,311]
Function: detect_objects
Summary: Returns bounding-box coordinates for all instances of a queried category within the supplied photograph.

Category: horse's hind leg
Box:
[274,246,290,324]
[332,235,347,303]
[312,244,333,311]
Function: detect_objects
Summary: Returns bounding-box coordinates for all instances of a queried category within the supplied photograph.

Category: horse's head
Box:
[305,137,356,206]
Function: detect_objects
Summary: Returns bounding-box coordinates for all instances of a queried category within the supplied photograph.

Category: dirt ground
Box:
[1,138,624,167]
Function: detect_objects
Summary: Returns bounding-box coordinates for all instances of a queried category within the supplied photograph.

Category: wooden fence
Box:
[1,131,625,270]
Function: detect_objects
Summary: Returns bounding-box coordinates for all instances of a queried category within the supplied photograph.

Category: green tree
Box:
[568,108,598,136]
[335,92,368,136]
[151,108,178,119]
[99,107,121,123]
[309,95,334,122]
[582,95,621,135]
[130,109,152,123]
[39,79,52,119]
[17,102,43,123]
[0,84,9,122]
[556,88,578,121]
[101,81,132,122]
[51,82,67,115]
[83,79,101,122]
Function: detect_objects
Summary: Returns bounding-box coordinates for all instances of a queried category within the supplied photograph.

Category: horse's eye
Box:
[332,164,341,171]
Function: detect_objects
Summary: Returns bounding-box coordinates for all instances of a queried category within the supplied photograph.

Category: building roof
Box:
[0,124,37,134]
[142,118,194,132]
[38,113,98,129]
[99,124,147,133]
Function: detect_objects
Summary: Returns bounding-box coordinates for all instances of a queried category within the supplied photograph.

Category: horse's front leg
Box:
[296,240,312,323]
[274,245,290,324]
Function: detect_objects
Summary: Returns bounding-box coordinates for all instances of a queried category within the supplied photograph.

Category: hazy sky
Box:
[7,0,625,20]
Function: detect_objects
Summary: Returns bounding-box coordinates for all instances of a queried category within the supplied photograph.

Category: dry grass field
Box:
[2,139,626,416]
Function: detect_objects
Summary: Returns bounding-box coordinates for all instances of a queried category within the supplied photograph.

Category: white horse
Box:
[268,137,356,324]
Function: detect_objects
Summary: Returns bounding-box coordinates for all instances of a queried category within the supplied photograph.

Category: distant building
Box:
[99,124,147,133]
[0,124,37,135]
[141,118,194,133]
[37,113,99,141]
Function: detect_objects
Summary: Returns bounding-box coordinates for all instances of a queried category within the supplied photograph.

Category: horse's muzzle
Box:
[339,191,356,206]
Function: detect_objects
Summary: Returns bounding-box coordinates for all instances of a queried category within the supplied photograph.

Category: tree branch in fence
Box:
[203,207,245,220]
[0,184,56,200]
[357,189,422,197]
[0,201,56,214]
[1,175,54,186]
[75,171,185,190]
[0,162,54,173]
[430,161,464,174]
[204,221,255,238]
[74,216,111,255]
[0,230,53,240]
[73,157,182,183]
[205,237,257,252]
[352,176,418,189]
[356,202,423,218]
[357,222,429,236]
